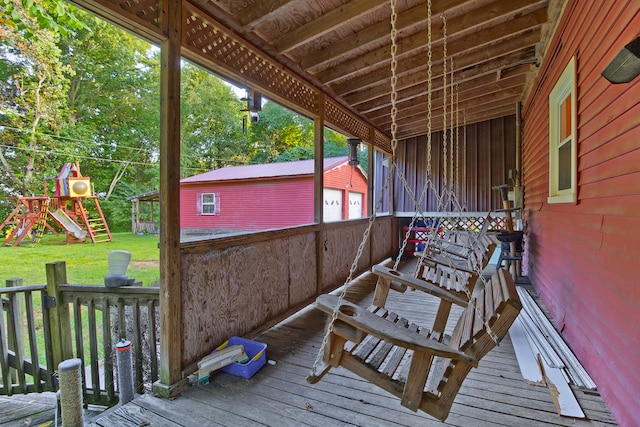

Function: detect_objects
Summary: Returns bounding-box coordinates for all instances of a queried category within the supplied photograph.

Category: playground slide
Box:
[49,209,87,239]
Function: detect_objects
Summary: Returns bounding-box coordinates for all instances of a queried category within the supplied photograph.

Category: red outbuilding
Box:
[179,156,367,234]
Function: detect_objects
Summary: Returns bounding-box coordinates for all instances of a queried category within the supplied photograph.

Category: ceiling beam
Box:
[240,0,293,29]
[274,0,388,53]
[352,30,541,114]
[372,73,530,127]
[347,47,535,109]
[299,0,469,70]
[364,62,533,122]
[316,6,546,85]
[389,86,525,131]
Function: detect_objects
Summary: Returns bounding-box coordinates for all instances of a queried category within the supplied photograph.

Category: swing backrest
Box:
[422,268,521,418]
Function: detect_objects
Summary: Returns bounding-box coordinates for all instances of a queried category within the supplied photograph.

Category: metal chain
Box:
[312,0,400,376]
[450,57,454,192]
[442,14,447,191]
[455,84,459,200]
[426,0,432,174]
[390,0,398,153]
[311,158,395,376]
[463,110,467,206]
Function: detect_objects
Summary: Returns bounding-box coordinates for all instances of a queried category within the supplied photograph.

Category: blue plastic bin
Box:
[213,336,267,379]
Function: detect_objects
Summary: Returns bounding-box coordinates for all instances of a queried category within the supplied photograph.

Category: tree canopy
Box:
[0,0,356,230]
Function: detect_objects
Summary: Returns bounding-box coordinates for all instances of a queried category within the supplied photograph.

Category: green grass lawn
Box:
[0,232,160,287]
[1,232,160,367]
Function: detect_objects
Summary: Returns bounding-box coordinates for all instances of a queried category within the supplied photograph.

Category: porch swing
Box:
[306,1,522,421]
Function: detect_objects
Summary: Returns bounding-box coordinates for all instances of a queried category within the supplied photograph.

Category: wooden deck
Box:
[2,263,618,427]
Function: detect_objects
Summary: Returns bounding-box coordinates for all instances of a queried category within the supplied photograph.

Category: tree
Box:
[0,3,73,199]
[247,101,314,163]
[59,12,159,195]
[180,63,248,176]
[1,0,87,40]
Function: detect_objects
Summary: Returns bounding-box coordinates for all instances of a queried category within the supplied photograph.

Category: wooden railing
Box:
[0,280,55,395]
[0,262,160,407]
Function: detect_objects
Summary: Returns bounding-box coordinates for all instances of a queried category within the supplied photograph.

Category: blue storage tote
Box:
[214,336,267,379]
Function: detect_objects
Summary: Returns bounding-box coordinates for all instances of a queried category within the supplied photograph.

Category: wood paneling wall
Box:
[179,216,393,372]
[521,1,640,425]
[393,116,517,213]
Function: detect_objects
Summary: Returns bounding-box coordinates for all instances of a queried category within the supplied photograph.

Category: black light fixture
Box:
[601,36,640,84]
[347,138,361,165]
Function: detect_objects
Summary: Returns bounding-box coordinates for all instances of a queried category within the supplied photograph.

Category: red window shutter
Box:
[196,192,202,215]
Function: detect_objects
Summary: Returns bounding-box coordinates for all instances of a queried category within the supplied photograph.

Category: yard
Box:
[0,232,160,288]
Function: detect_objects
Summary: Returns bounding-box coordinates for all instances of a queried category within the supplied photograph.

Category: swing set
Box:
[307,1,522,421]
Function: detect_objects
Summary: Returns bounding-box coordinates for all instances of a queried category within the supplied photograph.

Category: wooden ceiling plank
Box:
[352,31,540,114]
[346,46,534,108]
[332,18,542,99]
[390,90,524,130]
[396,105,517,139]
[365,62,533,121]
[300,0,469,70]
[382,83,526,128]
[239,0,294,29]
[317,6,547,85]
[372,74,529,126]
[274,0,388,54]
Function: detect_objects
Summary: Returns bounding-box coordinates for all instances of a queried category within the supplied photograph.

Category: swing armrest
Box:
[372,265,468,307]
[315,294,476,364]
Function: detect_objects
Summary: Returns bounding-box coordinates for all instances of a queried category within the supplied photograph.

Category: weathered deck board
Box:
[0,393,57,427]
[3,262,618,427]
[86,262,616,427]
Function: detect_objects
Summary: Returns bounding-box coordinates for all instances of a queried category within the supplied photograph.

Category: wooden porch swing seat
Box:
[308,268,521,421]
[371,220,498,334]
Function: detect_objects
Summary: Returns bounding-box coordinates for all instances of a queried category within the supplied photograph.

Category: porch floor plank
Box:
[87,262,616,427]
[2,261,618,427]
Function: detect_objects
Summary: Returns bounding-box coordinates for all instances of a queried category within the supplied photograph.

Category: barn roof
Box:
[181,156,351,183]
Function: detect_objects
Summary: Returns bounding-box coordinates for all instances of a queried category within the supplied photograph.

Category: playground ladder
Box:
[32,198,50,244]
[77,198,113,243]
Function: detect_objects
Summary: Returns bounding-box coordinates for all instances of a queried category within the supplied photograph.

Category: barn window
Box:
[548,56,577,204]
[199,192,220,215]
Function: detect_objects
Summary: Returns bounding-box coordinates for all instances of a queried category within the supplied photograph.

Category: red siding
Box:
[181,177,314,231]
[324,163,368,218]
[180,163,369,231]
[522,1,640,425]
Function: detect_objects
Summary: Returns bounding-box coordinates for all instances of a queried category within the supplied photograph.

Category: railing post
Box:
[46,262,73,370]
[6,278,24,386]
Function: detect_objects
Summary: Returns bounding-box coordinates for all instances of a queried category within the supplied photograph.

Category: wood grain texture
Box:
[82,260,616,427]
[522,1,640,425]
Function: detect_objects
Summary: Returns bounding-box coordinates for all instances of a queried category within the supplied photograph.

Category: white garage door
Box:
[348,191,363,219]
[323,188,343,222]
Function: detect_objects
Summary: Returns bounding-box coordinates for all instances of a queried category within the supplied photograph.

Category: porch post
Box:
[153,0,188,398]
[314,95,325,295]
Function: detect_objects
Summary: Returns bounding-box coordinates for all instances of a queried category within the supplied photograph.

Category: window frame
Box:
[200,192,219,215]
[548,56,577,204]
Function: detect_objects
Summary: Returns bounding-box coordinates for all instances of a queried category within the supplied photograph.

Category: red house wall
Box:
[521,1,640,425]
[324,163,368,218]
[180,177,314,231]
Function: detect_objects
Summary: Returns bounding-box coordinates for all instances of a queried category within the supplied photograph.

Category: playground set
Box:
[0,162,112,246]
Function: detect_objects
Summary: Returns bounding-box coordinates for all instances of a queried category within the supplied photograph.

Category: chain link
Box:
[450,57,454,191]
[442,14,447,191]
[426,0,432,175]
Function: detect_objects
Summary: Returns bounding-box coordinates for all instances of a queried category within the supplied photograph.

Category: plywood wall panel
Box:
[180,230,319,368]
[370,216,394,264]
[288,232,317,307]
[322,221,370,291]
